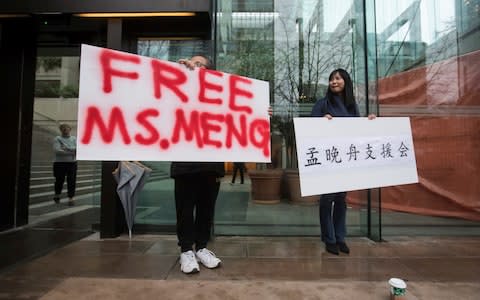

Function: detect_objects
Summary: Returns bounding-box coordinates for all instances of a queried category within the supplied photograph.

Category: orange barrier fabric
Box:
[349,50,480,221]
[380,117,480,221]
[377,49,480,107]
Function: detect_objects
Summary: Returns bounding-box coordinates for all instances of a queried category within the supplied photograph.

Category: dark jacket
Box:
[170,162,225,178]
[311,95,359,117]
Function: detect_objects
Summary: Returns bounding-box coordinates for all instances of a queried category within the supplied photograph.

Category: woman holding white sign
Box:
[311,68,375,255]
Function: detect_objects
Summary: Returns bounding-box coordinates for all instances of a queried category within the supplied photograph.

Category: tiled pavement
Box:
[1,234,479,299]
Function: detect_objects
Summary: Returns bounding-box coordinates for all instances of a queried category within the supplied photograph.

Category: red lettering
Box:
[100,49,140,93]
[151,60,188,102]
[81,106,131,144]
[200,112,225,148]
[249,119,270,157]
[225,114,247,148]
[229,75,253,114]
[160,139,170,150]
[171,109,203,148]
[198,68,223,105]
[134,109,160,145]
[171,109,269,155]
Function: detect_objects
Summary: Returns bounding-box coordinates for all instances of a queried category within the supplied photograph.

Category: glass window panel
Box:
[214,0,368,236]
[30,55,101,225]
[371,0,480,235]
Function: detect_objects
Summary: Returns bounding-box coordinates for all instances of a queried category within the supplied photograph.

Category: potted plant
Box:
[249,168,284,204]
[248,125,284,204]
[270,111,317,205]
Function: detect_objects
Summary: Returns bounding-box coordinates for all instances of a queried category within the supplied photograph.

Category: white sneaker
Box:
[180,250,200,274]
[196,248,221,269]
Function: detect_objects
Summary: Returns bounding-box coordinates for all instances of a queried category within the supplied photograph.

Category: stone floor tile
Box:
[398,258,480,282]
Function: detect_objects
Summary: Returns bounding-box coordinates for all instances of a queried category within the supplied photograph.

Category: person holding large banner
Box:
[311,68,375,255]
[170,55,224,274]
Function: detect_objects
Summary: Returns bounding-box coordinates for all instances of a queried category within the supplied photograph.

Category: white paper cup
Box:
[389,278,407,297]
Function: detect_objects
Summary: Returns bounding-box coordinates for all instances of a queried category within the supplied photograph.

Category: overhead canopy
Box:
[0,0,211,14]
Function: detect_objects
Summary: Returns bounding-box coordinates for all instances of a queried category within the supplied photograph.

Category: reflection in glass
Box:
[373,0,480,234]
[29,56,101,225]
[214,0,367,236]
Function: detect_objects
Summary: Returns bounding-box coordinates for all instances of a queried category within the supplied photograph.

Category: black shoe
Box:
[337,242,350,254]
[325,243,339,255]
[53,196,60,204]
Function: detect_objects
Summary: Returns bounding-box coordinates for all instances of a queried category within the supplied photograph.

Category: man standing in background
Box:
[53,123,77,206]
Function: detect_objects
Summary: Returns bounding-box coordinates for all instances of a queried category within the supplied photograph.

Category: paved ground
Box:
[1,234,479,299]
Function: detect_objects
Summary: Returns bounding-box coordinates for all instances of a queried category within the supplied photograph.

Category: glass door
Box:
[29,51,102,227]
[28,16,106,231]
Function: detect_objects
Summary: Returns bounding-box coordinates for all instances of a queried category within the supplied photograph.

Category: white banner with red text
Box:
[77,44,270,162]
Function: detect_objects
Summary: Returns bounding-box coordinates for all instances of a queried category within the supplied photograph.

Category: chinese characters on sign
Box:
[302,139,413,170]
[294,117,418,196]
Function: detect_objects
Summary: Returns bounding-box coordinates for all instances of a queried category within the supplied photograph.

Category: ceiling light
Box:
[0,14,30,18]
[74,12,196,18]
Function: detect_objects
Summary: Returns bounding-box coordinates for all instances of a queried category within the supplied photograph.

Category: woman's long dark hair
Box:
[326,68,355,108]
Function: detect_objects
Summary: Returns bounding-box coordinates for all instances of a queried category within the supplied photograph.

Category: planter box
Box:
[249,169,283,204]
[284,169,319,205]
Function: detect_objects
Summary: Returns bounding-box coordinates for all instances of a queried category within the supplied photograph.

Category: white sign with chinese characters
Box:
[293,117,418,196]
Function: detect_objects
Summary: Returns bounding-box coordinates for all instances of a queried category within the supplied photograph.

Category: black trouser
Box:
[231,164,244,184]
[319,192,347,244]
[53,162,77,198]
[174,174,220,252]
